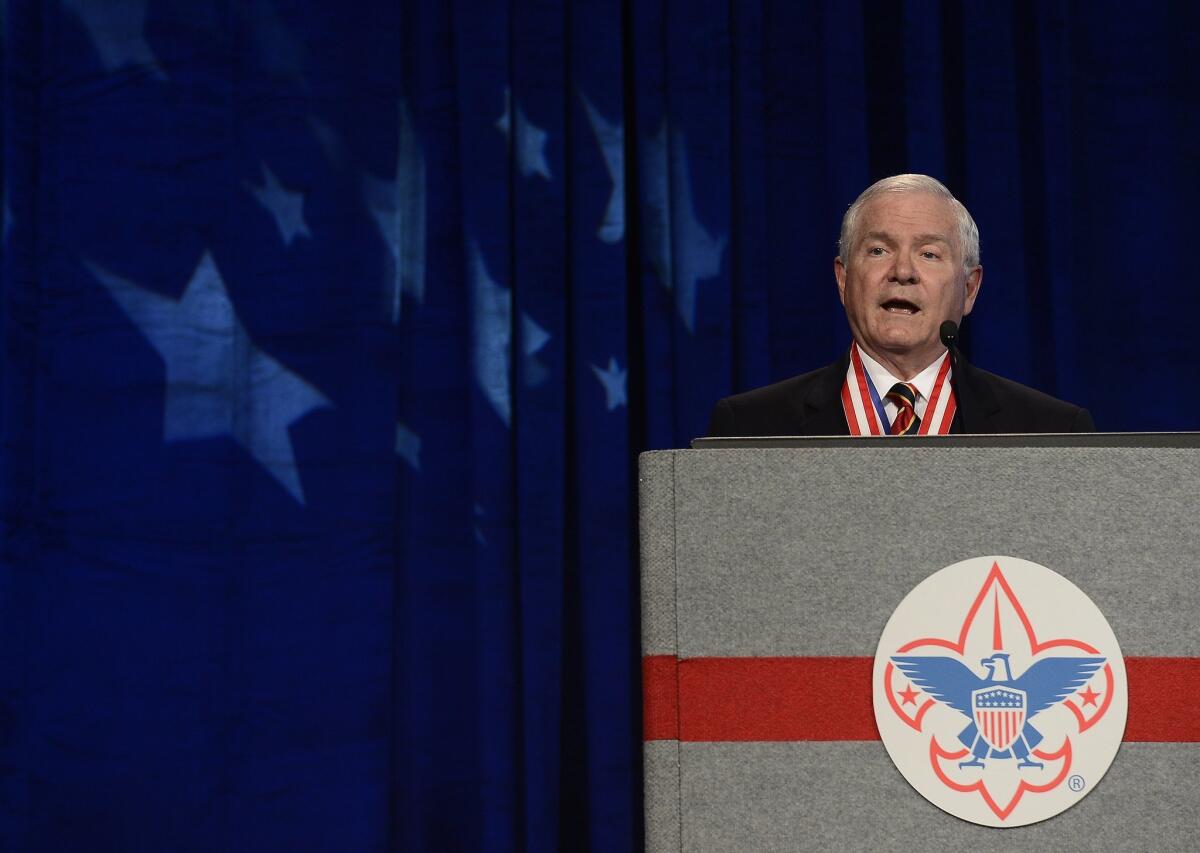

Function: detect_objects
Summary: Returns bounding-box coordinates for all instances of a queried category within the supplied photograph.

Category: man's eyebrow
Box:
[915,233,952,245]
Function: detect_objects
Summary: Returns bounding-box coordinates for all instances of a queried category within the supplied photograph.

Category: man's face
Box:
[834,192,982,376]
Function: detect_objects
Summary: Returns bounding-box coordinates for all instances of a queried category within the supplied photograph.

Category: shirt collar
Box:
[856,346,949,403]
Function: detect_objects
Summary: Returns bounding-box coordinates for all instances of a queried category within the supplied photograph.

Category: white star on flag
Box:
[247,163,312,246]
[590,357,627,411]
[580,93,624,243]
[87,252,330,504]
[63,0,166,81]
[363,100,426,323]
[640,123,727,333]
[395,422,421,471]
[521,313,551,388]
[468,241,553,425]
[496,87,552,181]
[469,241,513,426]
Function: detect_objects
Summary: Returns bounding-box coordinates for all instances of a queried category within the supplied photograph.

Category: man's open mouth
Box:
[881,298,920,315]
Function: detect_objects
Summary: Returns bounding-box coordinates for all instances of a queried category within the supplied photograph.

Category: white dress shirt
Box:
[856,347,951,426]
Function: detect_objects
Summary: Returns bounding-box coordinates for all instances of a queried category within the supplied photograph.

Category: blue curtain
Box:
[1,1,1197,851]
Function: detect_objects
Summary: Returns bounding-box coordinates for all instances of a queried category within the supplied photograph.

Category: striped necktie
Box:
[886,382,921,435]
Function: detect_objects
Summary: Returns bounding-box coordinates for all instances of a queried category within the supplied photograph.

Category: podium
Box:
[640,434,1200,851]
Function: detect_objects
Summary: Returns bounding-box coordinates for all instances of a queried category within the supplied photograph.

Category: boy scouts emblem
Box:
[873,556,1127,827]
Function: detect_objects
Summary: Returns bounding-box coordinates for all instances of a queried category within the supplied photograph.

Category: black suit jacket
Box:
[707,351,1095,436]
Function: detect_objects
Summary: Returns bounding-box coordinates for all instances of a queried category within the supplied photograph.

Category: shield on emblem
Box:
[972,686,1027,752]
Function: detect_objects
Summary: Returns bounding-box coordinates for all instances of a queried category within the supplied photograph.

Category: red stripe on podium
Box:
[642,655,680,740]
[642,655,1200,743]
[1124,657,1200,741]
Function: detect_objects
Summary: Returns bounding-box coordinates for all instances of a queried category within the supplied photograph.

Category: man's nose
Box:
[889,252,919,284]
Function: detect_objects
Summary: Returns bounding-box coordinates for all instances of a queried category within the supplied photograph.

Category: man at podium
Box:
[707,174,1093,437]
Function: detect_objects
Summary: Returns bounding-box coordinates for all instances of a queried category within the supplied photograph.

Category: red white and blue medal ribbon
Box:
[840,343,958,435]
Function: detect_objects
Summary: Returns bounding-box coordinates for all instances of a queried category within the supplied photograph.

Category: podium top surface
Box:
[690,431,1200,449]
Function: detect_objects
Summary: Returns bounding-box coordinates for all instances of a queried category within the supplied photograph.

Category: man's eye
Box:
[867,247,885,256]
[922,251,940,260]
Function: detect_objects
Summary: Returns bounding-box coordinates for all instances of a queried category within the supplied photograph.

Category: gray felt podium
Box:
[639,434,1200,852]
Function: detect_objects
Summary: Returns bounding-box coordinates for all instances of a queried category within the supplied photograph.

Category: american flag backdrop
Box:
[2,1,1200,851]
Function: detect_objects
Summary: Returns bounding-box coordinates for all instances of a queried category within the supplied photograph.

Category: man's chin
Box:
[861,335,942,367]
[868,334,931,356]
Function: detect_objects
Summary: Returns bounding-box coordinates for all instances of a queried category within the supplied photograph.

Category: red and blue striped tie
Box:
[886,382,920,435]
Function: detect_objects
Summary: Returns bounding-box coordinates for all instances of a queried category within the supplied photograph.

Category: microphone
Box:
[940,320,961,430]
[939,320,959,352]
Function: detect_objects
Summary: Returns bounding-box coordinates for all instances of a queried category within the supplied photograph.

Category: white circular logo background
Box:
[873,556,1127,827]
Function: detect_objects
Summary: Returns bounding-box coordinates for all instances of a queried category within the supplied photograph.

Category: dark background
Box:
[0,1,1196,850]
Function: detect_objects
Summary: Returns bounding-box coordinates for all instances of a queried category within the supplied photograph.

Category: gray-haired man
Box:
[708,174,1093,437]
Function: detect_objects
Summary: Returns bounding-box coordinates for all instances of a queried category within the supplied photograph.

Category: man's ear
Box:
[834,257,847,306]
[962,265,983,316]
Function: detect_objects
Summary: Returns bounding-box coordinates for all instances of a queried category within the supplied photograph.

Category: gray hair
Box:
[838,174,980,271]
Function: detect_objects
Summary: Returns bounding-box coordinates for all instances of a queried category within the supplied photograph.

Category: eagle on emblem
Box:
[891,652,1105,769]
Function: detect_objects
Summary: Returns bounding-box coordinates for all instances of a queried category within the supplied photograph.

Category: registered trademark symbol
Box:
[1068,775,1085,792]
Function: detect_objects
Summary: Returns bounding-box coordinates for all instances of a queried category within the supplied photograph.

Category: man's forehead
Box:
[855,193,957,240]
[860,229,954,250]
[860,191,954,219]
